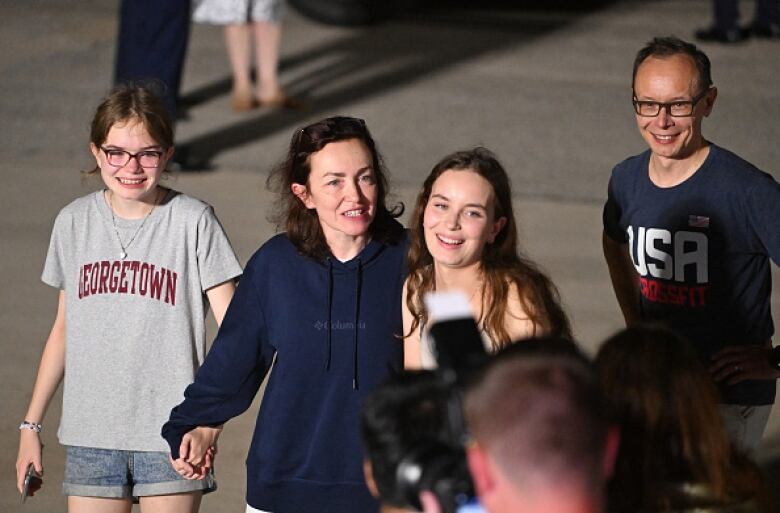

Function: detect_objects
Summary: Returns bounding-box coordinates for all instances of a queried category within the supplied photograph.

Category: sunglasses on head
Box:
[294,117,368,155]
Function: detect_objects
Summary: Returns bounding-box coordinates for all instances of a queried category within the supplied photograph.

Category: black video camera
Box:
[395,292,489,513]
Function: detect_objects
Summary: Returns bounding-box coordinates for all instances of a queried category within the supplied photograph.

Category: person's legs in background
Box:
[696,0,780,42]
[115,0,191,118]
[695,0,749,43]
[713,0,740,32]
[254,20,283,105]
[223,0,293,110]
[251,0,299,108]
[752,0,780,36]
[225,23,255,111]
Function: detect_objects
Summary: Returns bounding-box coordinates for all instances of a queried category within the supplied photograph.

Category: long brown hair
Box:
[267,116,404,260]
[596,325,769,512]
[405,147,570,349]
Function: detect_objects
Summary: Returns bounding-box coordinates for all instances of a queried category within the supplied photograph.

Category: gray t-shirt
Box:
[42,189,242,451]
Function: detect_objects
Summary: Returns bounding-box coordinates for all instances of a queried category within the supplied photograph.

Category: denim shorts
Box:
[63,446,217,498]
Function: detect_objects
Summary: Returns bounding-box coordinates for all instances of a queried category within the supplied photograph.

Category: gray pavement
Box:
[1,0,778,511]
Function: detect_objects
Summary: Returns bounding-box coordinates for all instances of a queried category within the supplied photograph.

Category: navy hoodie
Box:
[163,227,407,513]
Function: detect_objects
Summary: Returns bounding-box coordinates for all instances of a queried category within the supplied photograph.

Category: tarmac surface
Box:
[1,0,778,511]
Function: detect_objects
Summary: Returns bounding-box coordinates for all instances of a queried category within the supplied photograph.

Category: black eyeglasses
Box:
[632,89,709,117]
[101,147,165,168]
[294,117,367,155]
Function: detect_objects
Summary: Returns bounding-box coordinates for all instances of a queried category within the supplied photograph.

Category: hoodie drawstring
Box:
[325,258,333,371]
[352,259,363,390]
[324,256,364,390]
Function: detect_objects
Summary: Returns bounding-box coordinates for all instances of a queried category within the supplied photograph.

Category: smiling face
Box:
[90,118,173,206]
[422,169,507,271]
[292,138,378,248]
[633,54,716,162]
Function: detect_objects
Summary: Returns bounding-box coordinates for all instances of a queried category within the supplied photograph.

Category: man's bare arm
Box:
[603,232,641,326]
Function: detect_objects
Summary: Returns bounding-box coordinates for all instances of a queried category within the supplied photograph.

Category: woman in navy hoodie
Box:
[162,116,407,513]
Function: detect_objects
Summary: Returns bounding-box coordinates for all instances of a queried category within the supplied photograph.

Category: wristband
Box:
[19,421,42,433]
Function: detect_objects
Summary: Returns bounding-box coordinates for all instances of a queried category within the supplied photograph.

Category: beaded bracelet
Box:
[19,421,42,433]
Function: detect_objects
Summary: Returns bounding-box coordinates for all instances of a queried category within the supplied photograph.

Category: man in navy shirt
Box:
[602,36,780,452]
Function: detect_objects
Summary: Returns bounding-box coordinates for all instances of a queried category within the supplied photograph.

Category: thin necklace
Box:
[107,189,161,260]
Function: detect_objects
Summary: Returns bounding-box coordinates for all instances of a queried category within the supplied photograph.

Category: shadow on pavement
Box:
[175,1,620,170]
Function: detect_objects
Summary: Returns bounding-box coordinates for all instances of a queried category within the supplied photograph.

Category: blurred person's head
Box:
[596,325,770,513]
[464,337,614,513]
[630,37,716,162]
[360,371,451,513]
[405,147,570,349]
[267,116,403,260]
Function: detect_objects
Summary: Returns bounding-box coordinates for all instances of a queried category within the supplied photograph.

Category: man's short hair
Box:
[464,337,608,492]
[631,36,713,94]
[360,371,451,507]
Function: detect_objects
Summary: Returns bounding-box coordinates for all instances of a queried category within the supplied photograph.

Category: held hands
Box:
[170,425,223,480]
[16,430,43,495]
[709,345,780,385]
[169,450,214,480]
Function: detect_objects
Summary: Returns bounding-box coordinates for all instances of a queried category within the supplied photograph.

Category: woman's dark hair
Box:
[86,83,174,176]
[596,325,769,513]
[267,116,404,259]
[405,147,570,348]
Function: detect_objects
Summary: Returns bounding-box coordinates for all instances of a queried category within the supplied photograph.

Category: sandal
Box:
[231,89,257,112]
[257,91,303,110]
